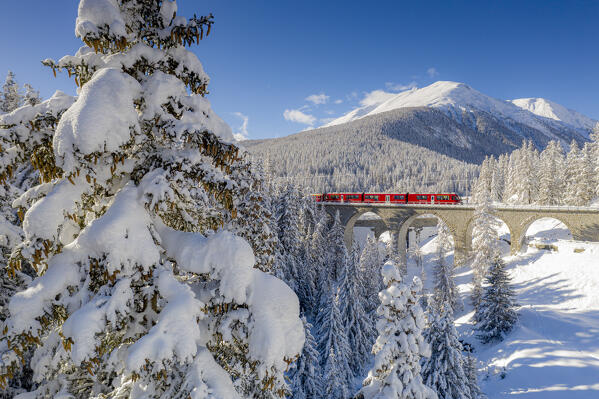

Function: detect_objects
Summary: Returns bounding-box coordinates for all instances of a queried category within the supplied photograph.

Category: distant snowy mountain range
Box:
[324,81,597,141]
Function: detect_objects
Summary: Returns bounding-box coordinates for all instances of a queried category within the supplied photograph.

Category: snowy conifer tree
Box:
[476,257,518,344]
[305,205,328,318]
[339,243,375,375]
[22,84,41,107]
[432,221,460,314]
[359,261,437,399]
[0,90,76,397]
[591,125,599,199]
[0,2,304,397]
[318,288,352,399]
[564,141,582,205]
[360,235,384,314]
[537,141,564,205]
[0,71,24,113]
[463,346,485,399]
[421,301,470,399]
[577,143,595,205]
[289,316,321,399]
[470,199,500,319]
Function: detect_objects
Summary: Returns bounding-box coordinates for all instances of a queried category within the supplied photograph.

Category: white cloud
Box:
[346,91,358,101]
[360,90,396,107]
[385,81,418,92]
[284,108,316,126]
[427,67,439,78]
[305,93,329,105]
[232,112,249,141]
[334,99,343,104]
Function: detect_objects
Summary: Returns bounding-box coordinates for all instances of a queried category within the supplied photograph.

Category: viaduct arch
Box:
[323,203,599,266]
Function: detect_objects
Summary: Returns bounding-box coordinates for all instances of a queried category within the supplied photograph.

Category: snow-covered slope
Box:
[400,219,599,398]
[510,97,598,132]
[324,81,596,140]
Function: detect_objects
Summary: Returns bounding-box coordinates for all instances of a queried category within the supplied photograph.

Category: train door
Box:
[385,195,390,203]
[431,195,435,204]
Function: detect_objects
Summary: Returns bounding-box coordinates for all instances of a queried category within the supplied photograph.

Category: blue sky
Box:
[1,1,597,139]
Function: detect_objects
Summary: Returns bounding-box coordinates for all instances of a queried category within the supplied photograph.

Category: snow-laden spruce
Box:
[421,302,471,399]
[476,257,518,344]
[359,261,437,399]
[470,199,500,318]
[431,221,460,313]
[0,2,303,398]
[288,316,321,399]
[339,242,375,376]
[317,287,353,399]
[0,91,75,397]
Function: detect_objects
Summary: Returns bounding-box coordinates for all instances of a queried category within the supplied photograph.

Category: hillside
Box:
[245,107,481,194]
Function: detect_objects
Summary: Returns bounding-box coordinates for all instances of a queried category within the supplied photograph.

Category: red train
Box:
[312,192,462,205]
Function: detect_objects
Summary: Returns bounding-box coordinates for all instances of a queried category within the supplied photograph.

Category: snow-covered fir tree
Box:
[360,235,384,314]
[318,287,352,399]
[470,199,500,319]
[273,183,303,293]
[463,345,485,399]
[577,143,595,205]
[0,71,24,113]
[537,141,564,206]
[432,221,460,314]
[288,316,321,399]
[359,261,437,399]
[564,140,582,205]
[305,205,328,318]
[431,222,460,313]
[421,302,471,399]
[0,2,304,398]
[591,126,599,199]
[476,257,518,344]
[339,242,375,375]
[0,91,75,398]
[23,84,41,107]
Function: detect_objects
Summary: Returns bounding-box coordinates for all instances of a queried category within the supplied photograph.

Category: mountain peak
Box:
[510,97,598,131]
[323,81,597,138]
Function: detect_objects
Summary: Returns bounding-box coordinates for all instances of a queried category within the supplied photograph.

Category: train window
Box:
[453,195,460,201]
[365,195,379,200]
[416,195,428,200]
[436,195,450,200]
[346,194,360,199]
[393,195,405,200]
[329,194,340,200]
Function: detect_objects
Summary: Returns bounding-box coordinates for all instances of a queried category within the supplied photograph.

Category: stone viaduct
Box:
[322,203,599,266]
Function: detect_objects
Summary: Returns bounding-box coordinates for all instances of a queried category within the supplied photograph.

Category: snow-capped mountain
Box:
[324,81,597,141]
[510,97,598,132]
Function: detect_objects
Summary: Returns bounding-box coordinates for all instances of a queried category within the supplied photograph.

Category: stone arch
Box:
[397,212,456,266]
[464,213,514,255]
[517,215,573,250]
[333,207,389,249]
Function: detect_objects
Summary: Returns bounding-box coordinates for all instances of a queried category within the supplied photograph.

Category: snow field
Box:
[399,218,599,398]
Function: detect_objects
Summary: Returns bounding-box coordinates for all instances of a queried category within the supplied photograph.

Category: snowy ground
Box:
[371,218,599,398]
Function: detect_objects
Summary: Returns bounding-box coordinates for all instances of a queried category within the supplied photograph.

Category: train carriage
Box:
[313,192,461,205]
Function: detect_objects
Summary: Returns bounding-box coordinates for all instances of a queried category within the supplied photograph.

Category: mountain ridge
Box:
[323,81,597,142]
